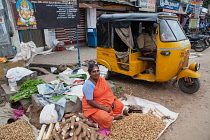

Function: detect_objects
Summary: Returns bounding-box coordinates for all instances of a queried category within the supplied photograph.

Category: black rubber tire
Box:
[178,78,200,94]
[206,40,210,48]
[194,41,206,52]
[105,71,111,80]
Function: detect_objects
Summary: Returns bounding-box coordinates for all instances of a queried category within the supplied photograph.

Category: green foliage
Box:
[202,0,210,8]
[10,79,46,102]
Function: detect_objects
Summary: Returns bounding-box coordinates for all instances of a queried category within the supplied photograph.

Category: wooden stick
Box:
[37,124,47,140]
[42,131,47,140]
[45,123,54,140]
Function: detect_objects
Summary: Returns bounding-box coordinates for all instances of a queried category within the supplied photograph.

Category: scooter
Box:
[187,35,206,52]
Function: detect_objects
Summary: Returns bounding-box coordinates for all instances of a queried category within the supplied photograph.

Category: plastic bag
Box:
[39,104,58,124]
[6,67,33,81]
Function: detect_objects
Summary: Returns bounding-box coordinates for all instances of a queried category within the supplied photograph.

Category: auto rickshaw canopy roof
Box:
[98,12,178,23]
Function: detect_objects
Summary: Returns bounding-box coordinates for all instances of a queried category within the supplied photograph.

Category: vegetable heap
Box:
[10,79,46,102]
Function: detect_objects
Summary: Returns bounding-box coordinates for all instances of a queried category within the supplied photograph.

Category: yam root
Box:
[66,118,71,123]
[57,128,62,134]
[85,121,98,128]
[75,117,80,122]
[104,136,110,140]
[62,118,66,123]
[62,123,70,134]
[72,135,78,140]
[69,128,75,137]
[63,131,71,139]
[81,124,87,138]
[86,128,91,138]
[70,116,77,129]
[93,127,99,132]
[78,113,87,120]
[75,122,82,136]
[77,133,82,140]
[84,136,89,140]
[98,134,105,140]
[90,128,96,140]
[64,113,75,118]
[52,129,62,140]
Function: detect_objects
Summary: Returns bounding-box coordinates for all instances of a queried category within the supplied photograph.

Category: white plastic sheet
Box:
[65,85,83,100]
[6,67,33,81]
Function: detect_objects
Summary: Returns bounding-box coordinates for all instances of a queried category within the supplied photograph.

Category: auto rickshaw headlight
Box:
[189,63,200,71]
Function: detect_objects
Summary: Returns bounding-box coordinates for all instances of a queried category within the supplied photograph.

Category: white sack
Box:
[39,104,58,124]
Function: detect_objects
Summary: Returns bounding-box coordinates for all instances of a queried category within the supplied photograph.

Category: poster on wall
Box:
[139,0,156,12]
[0,16,10,45]
[10,0,37,30]
[10,0,79,30]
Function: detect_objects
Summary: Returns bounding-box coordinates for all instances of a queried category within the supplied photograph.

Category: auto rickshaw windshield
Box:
[160,20,187,42]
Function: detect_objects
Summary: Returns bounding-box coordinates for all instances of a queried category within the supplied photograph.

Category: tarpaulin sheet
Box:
[121,94,179,140]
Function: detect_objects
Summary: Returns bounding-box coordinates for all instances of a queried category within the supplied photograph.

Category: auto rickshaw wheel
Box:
[178,77,200,94]
[105,71,111,80]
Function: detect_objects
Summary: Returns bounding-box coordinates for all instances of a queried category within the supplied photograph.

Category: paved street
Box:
[32,46,97,66]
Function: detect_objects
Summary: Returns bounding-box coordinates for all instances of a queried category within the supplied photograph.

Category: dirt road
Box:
[109,49,210,140]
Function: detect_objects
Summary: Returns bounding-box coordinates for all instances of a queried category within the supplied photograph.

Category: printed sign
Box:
[158,0,180,10]
[185,4,194,14]
[139,0,156,12]
[33,1,79,29]
[191,0,204,4]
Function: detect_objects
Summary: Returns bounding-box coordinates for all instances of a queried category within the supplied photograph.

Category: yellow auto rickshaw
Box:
[96,12,200,94]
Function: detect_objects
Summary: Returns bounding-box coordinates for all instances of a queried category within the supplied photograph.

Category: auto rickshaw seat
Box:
[138,56,155,62]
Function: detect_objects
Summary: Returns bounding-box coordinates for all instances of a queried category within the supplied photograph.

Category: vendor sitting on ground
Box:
[137,24,157,60]
[82,63,124,128]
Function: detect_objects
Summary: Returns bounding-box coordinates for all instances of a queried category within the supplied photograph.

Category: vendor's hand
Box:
[101,106,111,113]
[112,102,116,109]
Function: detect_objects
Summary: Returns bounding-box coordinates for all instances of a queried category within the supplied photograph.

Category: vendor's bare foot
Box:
[114,114,123,120]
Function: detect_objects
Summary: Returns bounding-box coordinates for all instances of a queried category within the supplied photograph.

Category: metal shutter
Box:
[55,9,86,44]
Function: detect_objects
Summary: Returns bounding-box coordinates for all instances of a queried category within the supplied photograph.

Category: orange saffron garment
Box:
[82,77,124,128]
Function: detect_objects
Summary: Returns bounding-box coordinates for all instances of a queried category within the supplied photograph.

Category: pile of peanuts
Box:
[109,113,166,140]
[0,119,34,140]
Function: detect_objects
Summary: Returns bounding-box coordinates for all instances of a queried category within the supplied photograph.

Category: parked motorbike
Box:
[202,30,210,35]
[197,34,210,49]
[187,35,206,52]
